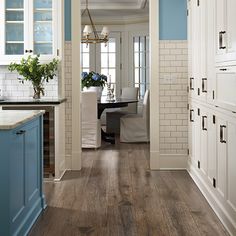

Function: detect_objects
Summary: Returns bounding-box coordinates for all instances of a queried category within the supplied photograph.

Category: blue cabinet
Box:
[0,115,45,236]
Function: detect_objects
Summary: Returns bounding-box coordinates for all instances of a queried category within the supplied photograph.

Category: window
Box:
[133,36,149,99]
[81,43,90,72]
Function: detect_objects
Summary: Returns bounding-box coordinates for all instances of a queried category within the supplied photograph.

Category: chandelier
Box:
[81,0,110,45]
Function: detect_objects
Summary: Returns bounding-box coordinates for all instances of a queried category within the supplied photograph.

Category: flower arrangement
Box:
[8,55,59,99]
[81,71,107,89]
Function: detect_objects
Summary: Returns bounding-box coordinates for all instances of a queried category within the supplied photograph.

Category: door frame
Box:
[71,0,160,170]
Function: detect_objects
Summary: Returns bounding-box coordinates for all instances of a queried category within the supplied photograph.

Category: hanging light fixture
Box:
[81,0,110,45]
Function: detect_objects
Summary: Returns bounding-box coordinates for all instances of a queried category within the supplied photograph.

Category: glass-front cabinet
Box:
[0,0,62,64]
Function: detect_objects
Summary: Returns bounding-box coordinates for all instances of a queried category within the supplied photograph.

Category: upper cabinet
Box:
[215,0,236,65]
[0,0,62,64]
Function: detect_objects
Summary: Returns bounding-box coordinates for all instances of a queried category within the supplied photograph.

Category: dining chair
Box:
[106,87,139,134]
[120,89,150,143]
[81,91,101,148]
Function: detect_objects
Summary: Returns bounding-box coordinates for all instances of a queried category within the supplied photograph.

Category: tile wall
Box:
[159,40,188,155]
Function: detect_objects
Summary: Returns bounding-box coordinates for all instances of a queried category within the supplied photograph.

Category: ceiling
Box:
[81,0,148,9]
[81,0,149,24]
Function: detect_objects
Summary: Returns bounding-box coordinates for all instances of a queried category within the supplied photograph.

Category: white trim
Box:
[150,0,160,169]
[159,154,188,170]
[188,163,236,236]
[71,0,82,170]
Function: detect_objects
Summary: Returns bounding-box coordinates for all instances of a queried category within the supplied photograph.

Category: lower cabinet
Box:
[188,101,236,235]
[0,116,45,236]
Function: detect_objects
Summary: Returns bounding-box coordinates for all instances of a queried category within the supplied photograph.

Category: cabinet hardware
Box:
[219,68,227,71]
[202,78,207,93]
[198,108,200,116]
[213,178,216,188]
[190,109,194,122]
[198,88,200,96]
[220,125,227,143]
[190,77,194,90]
[197,0,200,6]
[16,130,26,135]
[187,104,189,110]
[25,50,28,53]
[213,115,216,124]
[187,149,190,155]
[219,31,226,49]
[29,49,33,53]
[202,116,207,131]
[57,49,60,56]
[198,161,200,169]
[213,90,215,100]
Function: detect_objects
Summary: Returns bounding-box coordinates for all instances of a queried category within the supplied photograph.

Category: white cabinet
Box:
[213,66,236,112]
[215,0,236,64]
[0,0,62,64]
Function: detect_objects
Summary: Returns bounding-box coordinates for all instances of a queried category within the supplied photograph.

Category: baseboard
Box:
[188,162,236,236]
[159,154,187,169]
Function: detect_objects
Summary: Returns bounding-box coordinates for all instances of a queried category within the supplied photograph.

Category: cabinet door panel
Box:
[25,123,40,204]
[227,122,236,210]
[10,131,25,226]
[217,118,227,198]
[214,67,236,112]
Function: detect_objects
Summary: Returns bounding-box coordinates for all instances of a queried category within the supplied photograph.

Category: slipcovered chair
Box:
[106,87,139,134]
[120,90,150,143]
[81,91,101,148]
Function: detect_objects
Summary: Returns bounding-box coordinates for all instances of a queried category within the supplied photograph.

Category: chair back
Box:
[81,91,98,122]
[142,90,150,131]
[121,87,138,99]
[121,87,138,113]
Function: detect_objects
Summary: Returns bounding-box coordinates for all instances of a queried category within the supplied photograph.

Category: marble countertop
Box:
[0,110,45,130]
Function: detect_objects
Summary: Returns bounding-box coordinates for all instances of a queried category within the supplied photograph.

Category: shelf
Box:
[34,8,52,11]
[6,8,24,11]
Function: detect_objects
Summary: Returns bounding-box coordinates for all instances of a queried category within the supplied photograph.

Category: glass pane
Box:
[140,83,145,98]
[6,43,24,54]
[101,43,108,53]
[6,11,24,21]
[6,0,23,8]
[108,69,116,83]
[6,23,24,41]
[134,53,139,67]
[82,43,89,53]
[34,22,52,41]
[101,69,109,77]
[146,36,150,52]
[34,0,52,9]
[34,11,52,21]
[109,53,116,67]
[134,37,139,52]
[101,53,108,67]
[140,68,146,84]
[135,68,139,84]
[146,52,149,67]
[108,38,116,52]
[139,52,145,67]
[82,68,90,73]
[34,43,52,54]
[140,37,145,52]
[83,53,89,68]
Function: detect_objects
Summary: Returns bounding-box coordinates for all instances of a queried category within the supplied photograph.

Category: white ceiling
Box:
[81,0,149,24]
[81,0,147,9]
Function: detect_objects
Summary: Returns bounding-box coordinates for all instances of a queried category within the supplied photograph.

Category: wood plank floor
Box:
[30,142,229,236]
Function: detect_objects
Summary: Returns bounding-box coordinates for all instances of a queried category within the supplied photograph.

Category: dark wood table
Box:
[98,97,138,144]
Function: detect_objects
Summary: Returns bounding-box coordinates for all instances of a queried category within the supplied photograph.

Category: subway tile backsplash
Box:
[0,66,58,99]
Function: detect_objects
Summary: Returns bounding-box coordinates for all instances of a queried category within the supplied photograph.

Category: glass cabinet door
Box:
[33,0,53,55]
[5,0,25,55]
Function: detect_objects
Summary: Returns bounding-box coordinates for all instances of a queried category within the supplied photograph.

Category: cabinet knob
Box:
[220,125,227,143]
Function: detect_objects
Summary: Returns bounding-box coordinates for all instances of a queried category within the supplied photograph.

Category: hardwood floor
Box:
[30,142,229,236]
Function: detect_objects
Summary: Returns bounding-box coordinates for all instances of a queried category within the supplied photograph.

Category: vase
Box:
[33,84,44,100]
[84,86,103,100]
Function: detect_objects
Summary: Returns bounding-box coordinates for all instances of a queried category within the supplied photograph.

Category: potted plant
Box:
[8,55,59,99]
[81,71,107,99]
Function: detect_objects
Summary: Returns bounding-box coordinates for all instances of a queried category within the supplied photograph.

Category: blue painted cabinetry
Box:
[0,115,45,236]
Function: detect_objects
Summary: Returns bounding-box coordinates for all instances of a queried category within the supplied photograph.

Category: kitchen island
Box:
[0,110,45,236]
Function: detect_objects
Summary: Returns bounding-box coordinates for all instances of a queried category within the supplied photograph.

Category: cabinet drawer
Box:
[214,66,236,112]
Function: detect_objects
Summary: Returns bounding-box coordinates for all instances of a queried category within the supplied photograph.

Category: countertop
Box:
[0,98,66,105]
[0,110,45,130]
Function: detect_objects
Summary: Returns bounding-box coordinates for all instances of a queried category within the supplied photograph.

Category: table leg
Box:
[101,128,115,144]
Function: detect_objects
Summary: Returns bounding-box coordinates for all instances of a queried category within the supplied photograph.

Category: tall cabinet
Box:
[0,0,63,64]
[188,0,236,235]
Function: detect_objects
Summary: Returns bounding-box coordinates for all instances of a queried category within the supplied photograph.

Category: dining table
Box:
[98,97,138,144]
